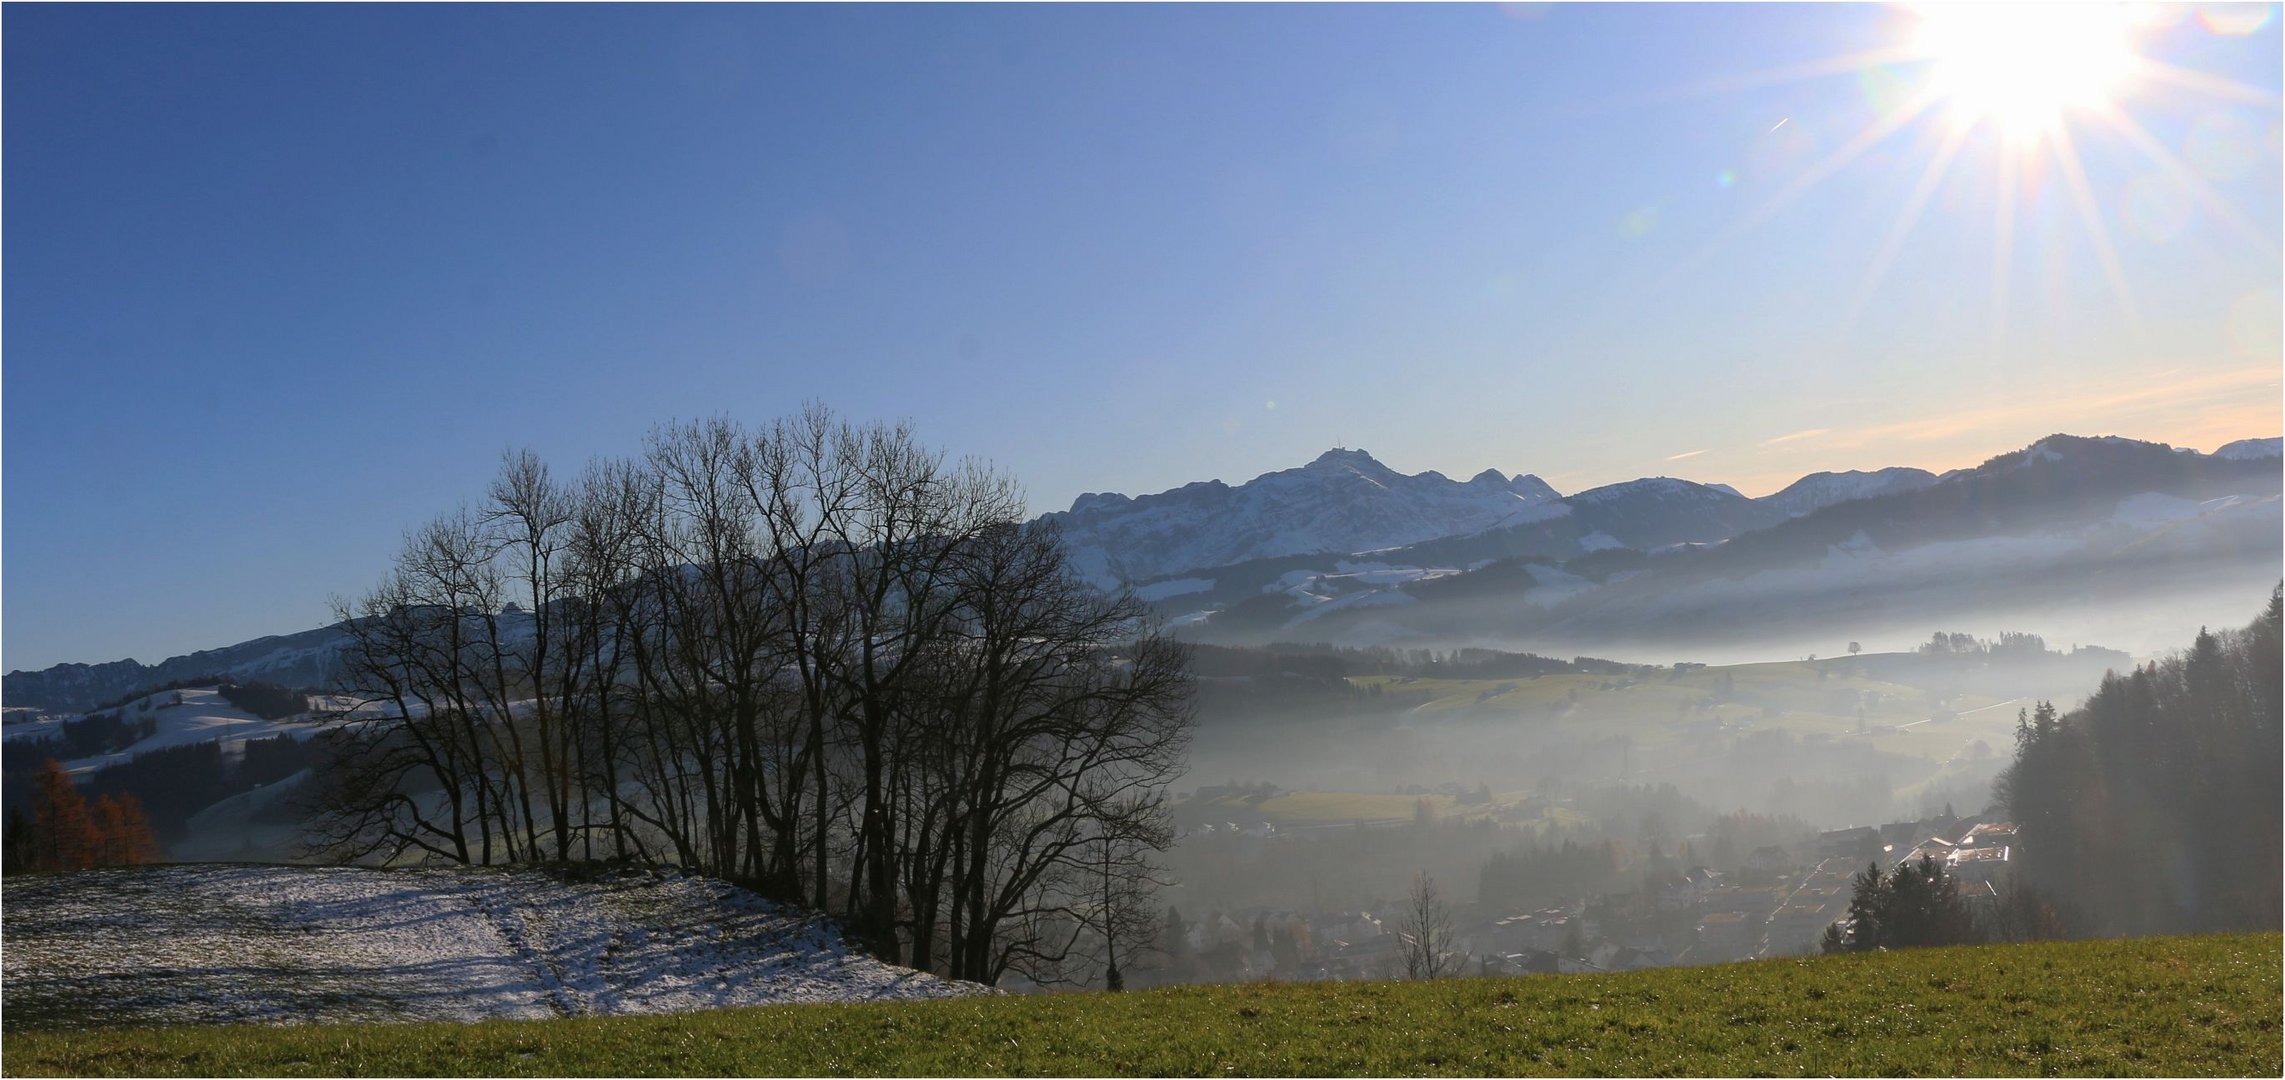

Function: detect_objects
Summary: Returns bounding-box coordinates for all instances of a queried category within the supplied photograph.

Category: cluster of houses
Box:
[1190,821,1278,839]
[1178,898,1700,983]
[1679,815,2021,962]
[1164,812,2020,986]
[1461,906,1678,975]
[1170,904,1503,983]
[1816,816,2018,891]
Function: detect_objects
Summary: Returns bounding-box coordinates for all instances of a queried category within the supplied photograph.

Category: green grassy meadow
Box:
[8,933,2275,1077]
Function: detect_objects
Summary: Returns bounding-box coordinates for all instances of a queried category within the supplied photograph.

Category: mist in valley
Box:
[1146,578,2278,979]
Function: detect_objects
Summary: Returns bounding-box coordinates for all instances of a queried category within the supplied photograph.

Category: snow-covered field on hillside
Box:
[0,688,357,775]
[3,863,990,1029]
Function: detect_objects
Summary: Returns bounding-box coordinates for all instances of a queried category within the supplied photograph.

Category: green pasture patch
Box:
[8,933,2275,1077]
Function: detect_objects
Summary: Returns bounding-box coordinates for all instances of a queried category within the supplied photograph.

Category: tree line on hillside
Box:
[5,711,160,763]
[2,761,161,874]
[1993,588,2282,937]
[1914,630,2129,668]
[2,735,321,857]
[4,682,312,775]
[216,681,316,720]
[1824,591,2280,953]
[76,674,312,717]
[309,407,1193,986]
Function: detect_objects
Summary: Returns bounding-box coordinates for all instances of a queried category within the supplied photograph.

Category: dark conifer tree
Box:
[1996,588,2282,936]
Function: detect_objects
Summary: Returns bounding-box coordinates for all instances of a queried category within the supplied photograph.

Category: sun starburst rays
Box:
[1841,124,1974,338]
[1635,2,2275,361]
[2050,119,2147,336]
[2133,57,2283,109]
[1654,84,1946,295]
[2094,100,2282,259]
[1990,149,2019,363]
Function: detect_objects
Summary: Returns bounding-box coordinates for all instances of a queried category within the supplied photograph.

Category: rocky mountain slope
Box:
[1041,448,1563,585]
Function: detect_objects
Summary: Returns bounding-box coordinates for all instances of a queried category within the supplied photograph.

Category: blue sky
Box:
[6,3,2280,671]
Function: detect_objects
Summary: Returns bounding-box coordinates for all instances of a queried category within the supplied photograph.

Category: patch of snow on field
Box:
[1,689,346,775]
[1328,562,1455,587]
[3,864,991,1030]
[1288,587,1417,624]
[2111,492,2205,527]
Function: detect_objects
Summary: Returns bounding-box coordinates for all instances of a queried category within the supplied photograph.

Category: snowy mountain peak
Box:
[1759,467,1939,518]
[1305,447,1391,472]
[1039,448,1581,585]
[1968,434,2194,477]
[2021,434,2159,463]
[1067,491,1134,515]
[1569,476,1737,505]
[2213,436,2282,461]
[1511,473,1561,502]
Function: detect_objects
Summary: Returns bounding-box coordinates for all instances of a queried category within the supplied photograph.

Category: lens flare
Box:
[1913,3,2146,140]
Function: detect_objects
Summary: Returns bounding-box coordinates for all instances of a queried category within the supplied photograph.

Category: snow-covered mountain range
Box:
[5,432,2277,710]
[1042,448,1563,586]
[1758,467,1939,518]
[2215,436,2284,461]
[1130,433,2281,652]
[1041,449,1929,592]
[1045,435,2272,594]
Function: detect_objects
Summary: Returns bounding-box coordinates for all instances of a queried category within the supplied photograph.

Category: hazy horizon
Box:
[6,3,2279,671]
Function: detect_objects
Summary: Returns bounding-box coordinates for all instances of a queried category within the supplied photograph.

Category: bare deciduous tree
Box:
[1399,870,1454,980]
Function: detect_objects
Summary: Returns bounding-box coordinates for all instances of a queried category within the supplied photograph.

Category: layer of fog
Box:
[1491,565,2281,669]
[1162,579,2276,922]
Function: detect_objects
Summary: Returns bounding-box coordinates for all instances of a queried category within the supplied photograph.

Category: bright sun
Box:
[1913,3,2146,139]
[1663,2,2275,354]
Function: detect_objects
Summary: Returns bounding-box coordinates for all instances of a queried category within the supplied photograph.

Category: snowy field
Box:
[3,863,990,1030]
[0,688,357,776]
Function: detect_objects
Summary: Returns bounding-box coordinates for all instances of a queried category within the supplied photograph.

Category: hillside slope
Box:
[2,864,988,1030]
[1163,435,2282,653]
[4,625,358,715]
[1,688,347,776]
[5,933,2275,1076]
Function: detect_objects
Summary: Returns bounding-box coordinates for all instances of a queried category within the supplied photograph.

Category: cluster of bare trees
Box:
[310,408,1193,985]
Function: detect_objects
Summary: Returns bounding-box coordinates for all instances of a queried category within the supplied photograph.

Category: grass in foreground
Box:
[6,933,2276,1077]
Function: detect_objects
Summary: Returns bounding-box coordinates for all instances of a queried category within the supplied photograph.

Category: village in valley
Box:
[1145,802,2018,986]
